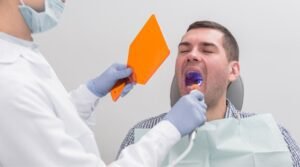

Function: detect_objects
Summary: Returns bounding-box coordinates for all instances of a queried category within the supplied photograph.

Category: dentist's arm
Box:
[112,90,207,167]
[69,63,133,126]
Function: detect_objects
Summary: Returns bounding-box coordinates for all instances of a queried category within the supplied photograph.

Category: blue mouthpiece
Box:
[185,72,203,86]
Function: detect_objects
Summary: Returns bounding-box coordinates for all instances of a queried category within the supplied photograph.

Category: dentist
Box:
[0,0,207,166]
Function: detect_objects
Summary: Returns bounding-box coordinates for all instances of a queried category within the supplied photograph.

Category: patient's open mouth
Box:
[185,71,203,86]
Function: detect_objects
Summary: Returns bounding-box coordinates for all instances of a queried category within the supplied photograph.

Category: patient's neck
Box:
[205,97,227,121]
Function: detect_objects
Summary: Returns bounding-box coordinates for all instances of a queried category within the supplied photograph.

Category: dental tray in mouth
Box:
[185,71,203,86]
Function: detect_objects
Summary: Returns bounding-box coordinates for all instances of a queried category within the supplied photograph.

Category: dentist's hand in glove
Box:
[87,63,134,97]
[164,90,207,137]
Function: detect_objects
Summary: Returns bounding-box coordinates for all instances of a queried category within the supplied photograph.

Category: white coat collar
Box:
[0,33,48,66]
[0,32,38,49]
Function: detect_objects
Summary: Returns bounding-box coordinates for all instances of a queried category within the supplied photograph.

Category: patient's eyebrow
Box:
[179,41,218,48]
[201,42,217,48]
[178,42,191,47]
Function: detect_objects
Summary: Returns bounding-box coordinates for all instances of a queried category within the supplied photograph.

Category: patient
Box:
[116,20,300,166]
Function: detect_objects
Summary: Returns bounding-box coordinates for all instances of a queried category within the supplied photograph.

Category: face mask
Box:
[19,0,65,33]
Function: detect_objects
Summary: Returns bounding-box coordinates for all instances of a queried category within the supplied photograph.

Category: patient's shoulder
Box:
[116,112,167,159]
[133,113,167,129]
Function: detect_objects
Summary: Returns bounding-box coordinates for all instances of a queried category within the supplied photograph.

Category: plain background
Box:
[34,0,300,163]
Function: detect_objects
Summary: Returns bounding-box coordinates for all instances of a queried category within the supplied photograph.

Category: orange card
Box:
[110,14,170,101]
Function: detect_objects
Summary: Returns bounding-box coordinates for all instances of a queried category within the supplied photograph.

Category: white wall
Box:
[35,0,300,163]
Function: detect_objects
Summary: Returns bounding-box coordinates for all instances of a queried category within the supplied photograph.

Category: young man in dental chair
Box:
[116,20,300,166]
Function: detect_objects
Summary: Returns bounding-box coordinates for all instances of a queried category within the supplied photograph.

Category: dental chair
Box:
[170,76,244,110]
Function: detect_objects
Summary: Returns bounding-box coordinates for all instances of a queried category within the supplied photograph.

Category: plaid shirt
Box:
[117,100,300,166]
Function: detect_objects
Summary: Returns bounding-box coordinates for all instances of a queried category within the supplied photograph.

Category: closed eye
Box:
[201,42,218,54]
[203,50,214,54]
[179,49,190,53]
[178,42,191,54]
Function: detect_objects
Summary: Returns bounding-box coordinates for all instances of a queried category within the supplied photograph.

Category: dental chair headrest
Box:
[170,76,244,110]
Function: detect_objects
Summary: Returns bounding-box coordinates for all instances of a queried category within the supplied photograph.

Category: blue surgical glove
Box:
[87,63,133,97]
[164,90,207,137]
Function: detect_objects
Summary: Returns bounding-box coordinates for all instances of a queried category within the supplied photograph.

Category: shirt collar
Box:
[225,99,241,119]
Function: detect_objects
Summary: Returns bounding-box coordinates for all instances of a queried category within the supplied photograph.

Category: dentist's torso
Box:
[0,36,101,167]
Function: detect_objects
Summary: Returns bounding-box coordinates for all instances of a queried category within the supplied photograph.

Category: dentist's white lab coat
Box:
[0,33,180,167]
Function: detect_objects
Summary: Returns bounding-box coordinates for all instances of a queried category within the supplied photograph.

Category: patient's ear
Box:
[228,61,240,82]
